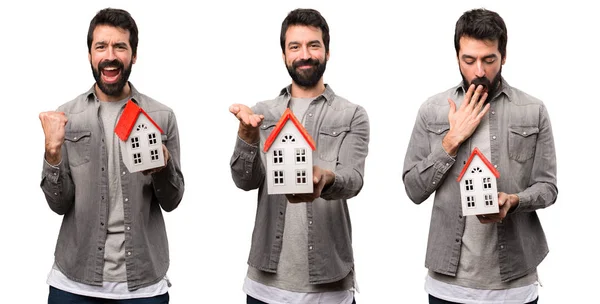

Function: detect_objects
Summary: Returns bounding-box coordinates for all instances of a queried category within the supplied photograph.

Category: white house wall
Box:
[266,122,313,195]
[120,115,165,173]
[460,157,500,216]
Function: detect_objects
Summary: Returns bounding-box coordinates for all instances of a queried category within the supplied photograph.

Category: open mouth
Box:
[101,66,122,84]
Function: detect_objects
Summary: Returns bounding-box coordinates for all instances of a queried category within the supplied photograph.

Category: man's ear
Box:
[132,54,137,64]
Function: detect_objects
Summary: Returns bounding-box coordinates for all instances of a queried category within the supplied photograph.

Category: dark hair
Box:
[87,8,139,56]
[454,8,507,59]
[280,8,330,53]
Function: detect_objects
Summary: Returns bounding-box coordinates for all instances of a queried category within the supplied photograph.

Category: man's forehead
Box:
[93,25,130,39]
[459,36,500,54]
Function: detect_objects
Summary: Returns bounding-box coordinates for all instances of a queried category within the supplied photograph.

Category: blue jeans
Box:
[429,294,538,304]
[247,295,356,304]
[48,286,169,304]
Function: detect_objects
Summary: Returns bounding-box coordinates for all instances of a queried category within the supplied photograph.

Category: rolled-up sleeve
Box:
[152,111,185,212]
[402,103,456,204]
[321,105,370,200]
[513,104,558,213]
[40,156,75,215]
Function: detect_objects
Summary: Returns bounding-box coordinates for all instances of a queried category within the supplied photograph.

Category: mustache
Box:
[292,59,319,69]
[471,77,491,90]
[98,59,124,70]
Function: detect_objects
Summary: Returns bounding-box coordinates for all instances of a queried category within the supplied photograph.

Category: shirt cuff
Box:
[235,135,259,161]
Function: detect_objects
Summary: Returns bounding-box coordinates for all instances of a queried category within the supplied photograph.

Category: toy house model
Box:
[263,108,316,195]
[456,147,500,216]
[114,100,165,173]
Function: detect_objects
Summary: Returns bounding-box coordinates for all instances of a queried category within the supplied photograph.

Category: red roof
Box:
[456,147,500,182]
[263,108,316,152]
[114,100,164,141]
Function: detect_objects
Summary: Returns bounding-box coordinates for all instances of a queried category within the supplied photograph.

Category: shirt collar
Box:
[85,82,141,104]
[279,84,336,105]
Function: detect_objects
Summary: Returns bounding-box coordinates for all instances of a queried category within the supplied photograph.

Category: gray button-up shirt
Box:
[402,80,557,282]
[40,84,185,291]
[230,85,369,284]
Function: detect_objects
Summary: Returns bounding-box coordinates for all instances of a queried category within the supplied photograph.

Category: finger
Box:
[462,84,476,109]
[250,114,263,127]
[447,99,456,116]
[475,103,490,121]
[477,92,489,110]
[469,85,484,109]
[314,173,327,198]
[238,111,252,125]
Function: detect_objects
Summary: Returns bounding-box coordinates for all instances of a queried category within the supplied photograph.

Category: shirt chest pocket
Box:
[64,130,92,167]
[426,123,450,149]
[317,125,350,161]
[508,126,539,162]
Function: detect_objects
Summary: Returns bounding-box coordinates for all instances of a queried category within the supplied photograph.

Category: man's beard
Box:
[91,59,133,97]
[462,67,503,102]
[286,58,327,88]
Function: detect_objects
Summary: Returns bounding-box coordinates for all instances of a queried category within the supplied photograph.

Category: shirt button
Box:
[432,181,436,185]
[438,129,442,132]
[455,239,460,243]
[246,171,249,174]
[500,245,505,249]
[122,171,126,175]
[522,132,527,135]
[309,220,313,225]
[126,226,131,231]
[309,246,313,250]
[73,137,78,140]
[101,167,105,171]
[494,165,498,168]
[445,163,449,166]
[124,198,129,202]
[250,151,254,154]
[308,113,313,117]
[459,215,463,219]
[98,247,102,251]
[53,172,57,176]
[127,251,131,256]
[54,192,58,196]
[491,111,495,115]
[492,136,497,140]
[100,222,104,226]
[332,132,337,135]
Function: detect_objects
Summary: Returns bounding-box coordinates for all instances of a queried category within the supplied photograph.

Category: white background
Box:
[0,0,597,302]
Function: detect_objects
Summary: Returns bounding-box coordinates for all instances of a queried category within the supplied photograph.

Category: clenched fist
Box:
[39,111,68,165]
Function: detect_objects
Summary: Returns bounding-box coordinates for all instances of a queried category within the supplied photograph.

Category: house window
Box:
[466,196,475,208]
[281,134,296,143]
[482,177,492,189]
[471,166,483,174]
[148,133,158,145]
[273,149,284,164]
[295,148,306,163]
[273,171,284,185]
[150,149,160,161]
[484,194,494,206]
[136,123,147,131]
[130,136,140,149]
[296,170,307,184]
[133,152,142,165]
[465,179,474,191]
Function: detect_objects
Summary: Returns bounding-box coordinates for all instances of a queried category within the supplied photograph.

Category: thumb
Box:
[447,98,456,114]
[229,105,240,115]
